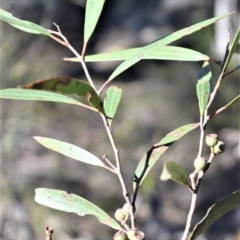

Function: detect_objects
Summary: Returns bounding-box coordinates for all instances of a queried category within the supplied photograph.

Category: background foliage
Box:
[1,1,239,240]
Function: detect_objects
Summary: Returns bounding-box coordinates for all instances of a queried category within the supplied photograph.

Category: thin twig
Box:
[100,113,135,228]
[181,190,197,240]
[98,78,112,95]
[45,226,54,240]
[50,23,97,92]
[102,154,117,170]
[81,42,87,58]
[197,115,205,157]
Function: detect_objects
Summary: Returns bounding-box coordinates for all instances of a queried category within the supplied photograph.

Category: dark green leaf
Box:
[21,76,104,113]
[134,123,199,190]
[34,136,105,167]
[84,0,106,44]
[104,86,122,126]
[196,61,211,115]
[222,28,240,73]
[0,9,50,36]
[35,188,122,231]
[66,46,209,62]
[108,12,233,82]
[0,88,95,109]
[188,190,240,240]
[160,161,190,187]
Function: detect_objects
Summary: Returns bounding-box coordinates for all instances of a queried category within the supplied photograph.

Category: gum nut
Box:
[127,229,145,240]
[114,208,126,221]
[194,157,206,171]
[213,141,225,154]
[206,133,218,147]
[113,231,127,240]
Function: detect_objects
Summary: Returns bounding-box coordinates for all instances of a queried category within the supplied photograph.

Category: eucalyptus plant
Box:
[0,1,239,240]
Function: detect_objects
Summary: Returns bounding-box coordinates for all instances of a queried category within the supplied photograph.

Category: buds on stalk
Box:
[194,157,206,171]
[213,141,225,154]
[206,134,218,147]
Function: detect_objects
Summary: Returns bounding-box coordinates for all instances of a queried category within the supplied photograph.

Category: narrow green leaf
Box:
[222,94,240,109]
[196,61,211,115]
[0,9,50,36]
[108,12,233,82]
[228,65,240,75]
[134,123,199,190]
[188,190,240,240]
[208,94,240,120]
[160,161,190,187]
[65,46,209,62]
[222,28,240,73]
[21,76,104,113]
[34,136,105,167]
[35,188,122,231]
[104,86,122,126]
[84,0,106,44]
[0,88,93,109]
[234,42,240,54]
[158,123,200,146]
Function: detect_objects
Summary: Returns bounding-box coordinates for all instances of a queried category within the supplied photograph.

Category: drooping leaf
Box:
[35,188,122,231]
[0,88,97,110]
[188,190,240,240]
[108,12,233,82]
[21,77,104,113]
[104,86,122,126]
[160,161,190,187]
[0,9,51,36]
[34,136,105,167]
[134,123,199,190]
[65,46,209,62]
[222,28,240,73]
[84,0,106,44]
[196,61,212,115]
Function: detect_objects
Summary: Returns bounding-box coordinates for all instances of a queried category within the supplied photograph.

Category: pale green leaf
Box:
[196,61,212,115]
[0,9,50,36]
[104,86,122,126]
[65,46,209,62]
[108,12,233,82]
[35,188,122,230]
[34,136,105,167]
[84,0,106,44]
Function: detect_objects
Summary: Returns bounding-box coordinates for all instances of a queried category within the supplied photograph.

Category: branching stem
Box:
[49,24,136,229]
[100,114,135,228]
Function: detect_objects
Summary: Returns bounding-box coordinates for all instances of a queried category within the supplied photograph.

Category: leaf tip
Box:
[33,136,42,142]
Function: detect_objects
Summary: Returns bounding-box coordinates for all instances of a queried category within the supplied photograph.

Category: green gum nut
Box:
[194,157,206,171]
[213,141,225,154]
[113,231,127,240]
[206,133,218,147]
[114,208,126,222]
[127,229,145,240]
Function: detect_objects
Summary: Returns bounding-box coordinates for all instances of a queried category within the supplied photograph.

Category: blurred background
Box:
[0,0,239,240]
